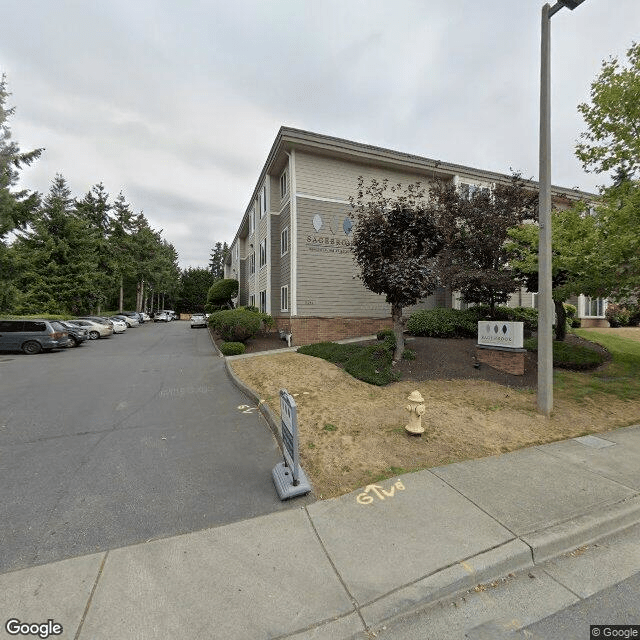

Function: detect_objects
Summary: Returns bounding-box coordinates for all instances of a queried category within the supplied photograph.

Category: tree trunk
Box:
[119,275,124,314]
[142,281,147,313]
[136,281,141,312]
[554,299,567,341]
[391,302,404,360]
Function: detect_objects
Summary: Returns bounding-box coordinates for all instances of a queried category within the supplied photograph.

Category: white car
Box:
[154,312,169,322]
[71,319,114,340]
[112,314,139,328]
[190,314,207,328]
[109,318,127,334]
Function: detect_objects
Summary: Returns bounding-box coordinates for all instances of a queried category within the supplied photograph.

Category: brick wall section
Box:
[580,318,609,328]
[276,316,393,345]
[476,347,525,376]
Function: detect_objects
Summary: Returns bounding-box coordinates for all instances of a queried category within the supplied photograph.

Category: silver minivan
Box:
[0,319,68,354]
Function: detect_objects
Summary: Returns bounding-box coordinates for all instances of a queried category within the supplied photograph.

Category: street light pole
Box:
[537,0,586,417]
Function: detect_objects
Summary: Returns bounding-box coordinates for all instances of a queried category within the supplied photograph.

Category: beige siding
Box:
[296,196,390,318]
[295,151,435,202]
[273,204,291,317]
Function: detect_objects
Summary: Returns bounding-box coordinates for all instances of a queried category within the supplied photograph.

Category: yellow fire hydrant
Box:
[405,390,426,436]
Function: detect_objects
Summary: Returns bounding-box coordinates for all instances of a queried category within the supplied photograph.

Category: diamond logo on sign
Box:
[477,321,524,349]
[312,214,323,232]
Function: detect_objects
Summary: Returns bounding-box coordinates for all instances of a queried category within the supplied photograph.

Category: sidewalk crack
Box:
[304,507,368,633]
[74,551,108,640]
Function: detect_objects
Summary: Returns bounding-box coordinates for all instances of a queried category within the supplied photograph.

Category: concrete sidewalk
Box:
[2,424,640,640]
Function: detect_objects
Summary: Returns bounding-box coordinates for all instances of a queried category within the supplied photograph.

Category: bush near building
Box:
[208,307,273,343]
[219,342,246,356]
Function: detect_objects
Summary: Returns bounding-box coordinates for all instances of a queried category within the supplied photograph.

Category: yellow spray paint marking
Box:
[356,480,405,505]
[460,561,476,575]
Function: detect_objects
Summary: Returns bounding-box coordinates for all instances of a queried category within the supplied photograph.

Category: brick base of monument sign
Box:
[476,345,526,376]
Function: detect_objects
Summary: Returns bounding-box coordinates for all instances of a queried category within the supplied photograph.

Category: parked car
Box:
[0,319,68,354]
[59,321,89,347]
[71,319,114,340]
[111,314,139,328]
[118,311,145,324]
[163,310,176,321]
[140,312,151,323]
[154,312,169,323]
[190,314,207,328]
[107,317,127,334]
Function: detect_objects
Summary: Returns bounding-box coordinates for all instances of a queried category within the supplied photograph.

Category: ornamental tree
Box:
[349,177,445,360]
[576,41,640,181]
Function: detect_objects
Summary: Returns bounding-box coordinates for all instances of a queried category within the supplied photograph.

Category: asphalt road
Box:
[0,321,308,574]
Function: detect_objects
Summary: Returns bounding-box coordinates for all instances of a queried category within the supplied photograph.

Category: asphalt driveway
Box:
[0,321,310,574]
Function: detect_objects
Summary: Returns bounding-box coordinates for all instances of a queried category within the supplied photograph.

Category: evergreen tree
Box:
[12,174,100,314]
[209,241,229,279]
[177,267,216,313]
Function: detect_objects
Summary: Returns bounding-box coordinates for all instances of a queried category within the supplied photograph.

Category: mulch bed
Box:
[212,329,609,389]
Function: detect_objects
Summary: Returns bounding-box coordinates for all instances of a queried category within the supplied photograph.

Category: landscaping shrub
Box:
[406,308,478,338]
[402,348,416,360]
[298,338,396,385]
[208,308,261,342]
[206,279,238,310]
[606,303,632,328]
[376,328,395,341]
[219,342,245,356]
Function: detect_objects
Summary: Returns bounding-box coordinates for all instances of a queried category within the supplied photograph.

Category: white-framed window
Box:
[259,290,267,313]
[532,292,539,309]
[259,238,267,268]
[260,185,267,218]
[234,243,239,260]
[249,252,255,275]
[249,206,255,235]
[281,285,289,312]
[280,170,288,199]
[583,296,606,317]
[459,182,491,200]
[281,226,289,256]
[249,294,255,308]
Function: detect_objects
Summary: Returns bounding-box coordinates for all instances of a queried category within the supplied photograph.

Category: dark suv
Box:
[0,319,68,354]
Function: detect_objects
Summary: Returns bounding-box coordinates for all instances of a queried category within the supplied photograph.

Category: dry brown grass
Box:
[230,343,640,498]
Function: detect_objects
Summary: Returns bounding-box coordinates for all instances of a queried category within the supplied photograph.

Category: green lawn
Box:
[553,330,640,403]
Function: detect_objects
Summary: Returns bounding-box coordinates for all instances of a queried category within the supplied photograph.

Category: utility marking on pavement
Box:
[159,386,214,397]
[116,402,128,410]
[356,480,405,505]
[237,404,257,414]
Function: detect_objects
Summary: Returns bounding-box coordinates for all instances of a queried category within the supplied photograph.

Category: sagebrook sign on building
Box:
[477,321,524,349]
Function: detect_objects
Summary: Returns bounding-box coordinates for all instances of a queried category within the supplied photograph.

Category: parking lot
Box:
[0,320,306,574]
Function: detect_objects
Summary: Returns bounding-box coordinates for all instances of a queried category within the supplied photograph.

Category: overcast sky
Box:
[2,1,638,269]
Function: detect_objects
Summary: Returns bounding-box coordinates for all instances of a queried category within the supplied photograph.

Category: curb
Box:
[522,493,640,563]
[223,356,283,451]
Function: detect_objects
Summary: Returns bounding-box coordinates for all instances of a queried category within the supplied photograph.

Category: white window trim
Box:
[249,206,255,235]
[580,295,607,318]
[260,185,267,218]
[281,226,289,257]
[259,290,267,314]
[280,169,288,199]
[259,238,267,269]
[280,285,289,312]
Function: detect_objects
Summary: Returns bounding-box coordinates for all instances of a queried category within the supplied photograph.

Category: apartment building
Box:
[224,127,602,345]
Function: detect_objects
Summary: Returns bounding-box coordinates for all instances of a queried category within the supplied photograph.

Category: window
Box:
[280,170,288,198]
[459,182,490,200]
[259,290,267,313]
[259,238,267,268]
[281,226,289,256]
[249,294,255,308]
[584,296,606,317]
[249,252,255,275]
[249,206,255,235]
[233,243,239,260]
[280,285,289,312]
[260,185,267,218]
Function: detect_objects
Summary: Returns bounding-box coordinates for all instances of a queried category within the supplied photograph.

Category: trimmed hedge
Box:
[406,305,539,338]
[206,279,238,310]
[406,308,478,338]
[208,309,261,342]
[219,341,246,356]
